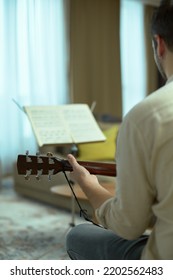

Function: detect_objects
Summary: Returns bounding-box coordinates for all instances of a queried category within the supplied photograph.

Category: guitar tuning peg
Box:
[47,152,53,157]
[36,151,43,163]
[36,175,41,181]
[36,169,42,181]
[25,175,30,180]
[47,152,54,165]
[48,169,54,181]
[24,169,31,180]
[25,150,32,162]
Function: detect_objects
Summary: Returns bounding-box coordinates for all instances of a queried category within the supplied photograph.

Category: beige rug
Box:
[0,177,83,260]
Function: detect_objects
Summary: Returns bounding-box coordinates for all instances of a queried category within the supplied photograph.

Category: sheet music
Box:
[24,104,106,146]
[62,105,105,143]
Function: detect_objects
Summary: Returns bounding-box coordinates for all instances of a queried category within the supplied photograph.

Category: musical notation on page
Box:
[23,104,106,147]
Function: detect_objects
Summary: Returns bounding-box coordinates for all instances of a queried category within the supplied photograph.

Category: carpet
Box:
[0,177,83,260]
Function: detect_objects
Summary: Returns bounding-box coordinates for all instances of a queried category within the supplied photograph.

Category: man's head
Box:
[151,1,173,80]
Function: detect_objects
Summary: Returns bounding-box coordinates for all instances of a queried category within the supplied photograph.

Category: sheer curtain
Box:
[0,0,69,175]
[120,0,146,116]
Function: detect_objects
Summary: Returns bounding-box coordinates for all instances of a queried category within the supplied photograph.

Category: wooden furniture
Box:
[50,181,115,220]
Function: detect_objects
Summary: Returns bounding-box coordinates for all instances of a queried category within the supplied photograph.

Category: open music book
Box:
[24,104,106,147]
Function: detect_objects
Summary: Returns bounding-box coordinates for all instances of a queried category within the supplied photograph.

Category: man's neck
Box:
[166,75,173,84]
[165,51,173,81]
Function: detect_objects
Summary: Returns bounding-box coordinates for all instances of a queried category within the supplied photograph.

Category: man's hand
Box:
[67,154,99,186]
[67,154,113,210]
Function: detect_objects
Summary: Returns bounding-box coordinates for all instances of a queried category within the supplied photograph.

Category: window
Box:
[0,0,69,175]
[120,0,146,116]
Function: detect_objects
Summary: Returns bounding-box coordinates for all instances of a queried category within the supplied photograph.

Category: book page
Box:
[24,104,106,146]
[24,106,73,146]
[62,104,106,143]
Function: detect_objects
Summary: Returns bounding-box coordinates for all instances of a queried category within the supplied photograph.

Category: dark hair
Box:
[151,1,173,51]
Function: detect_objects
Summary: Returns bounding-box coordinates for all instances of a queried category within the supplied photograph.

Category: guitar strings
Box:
[62,170,104,228]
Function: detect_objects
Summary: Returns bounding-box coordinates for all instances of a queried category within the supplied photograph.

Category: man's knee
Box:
[66,224,84,248]
[66,224,89,259]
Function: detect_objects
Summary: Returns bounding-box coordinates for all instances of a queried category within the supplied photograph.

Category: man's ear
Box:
[154,35,166,58]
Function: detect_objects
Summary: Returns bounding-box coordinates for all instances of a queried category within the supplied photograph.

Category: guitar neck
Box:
[63,160,116,177]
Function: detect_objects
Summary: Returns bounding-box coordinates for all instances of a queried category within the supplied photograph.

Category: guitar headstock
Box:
[17,152,72,180]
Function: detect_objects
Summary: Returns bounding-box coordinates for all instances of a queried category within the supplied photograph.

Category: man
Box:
[66,1,173,259]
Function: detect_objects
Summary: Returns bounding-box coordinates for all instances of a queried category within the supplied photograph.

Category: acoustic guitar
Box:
[17,153,116,180]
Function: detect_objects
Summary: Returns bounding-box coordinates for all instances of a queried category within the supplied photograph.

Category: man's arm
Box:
[67,154,113,210]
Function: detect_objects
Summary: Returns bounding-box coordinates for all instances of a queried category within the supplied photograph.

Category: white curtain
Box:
[120,0,146,116]
[0,0,69,175]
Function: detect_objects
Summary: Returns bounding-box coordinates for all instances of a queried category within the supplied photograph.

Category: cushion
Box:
[77,124,119,161]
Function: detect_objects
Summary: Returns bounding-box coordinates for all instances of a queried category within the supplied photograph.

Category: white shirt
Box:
[96,79,173,259]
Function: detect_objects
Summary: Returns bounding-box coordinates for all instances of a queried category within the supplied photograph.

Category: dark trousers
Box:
[66,223,148,260]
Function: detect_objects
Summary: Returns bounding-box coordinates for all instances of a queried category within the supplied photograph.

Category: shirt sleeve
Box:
[95,113,156,240]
